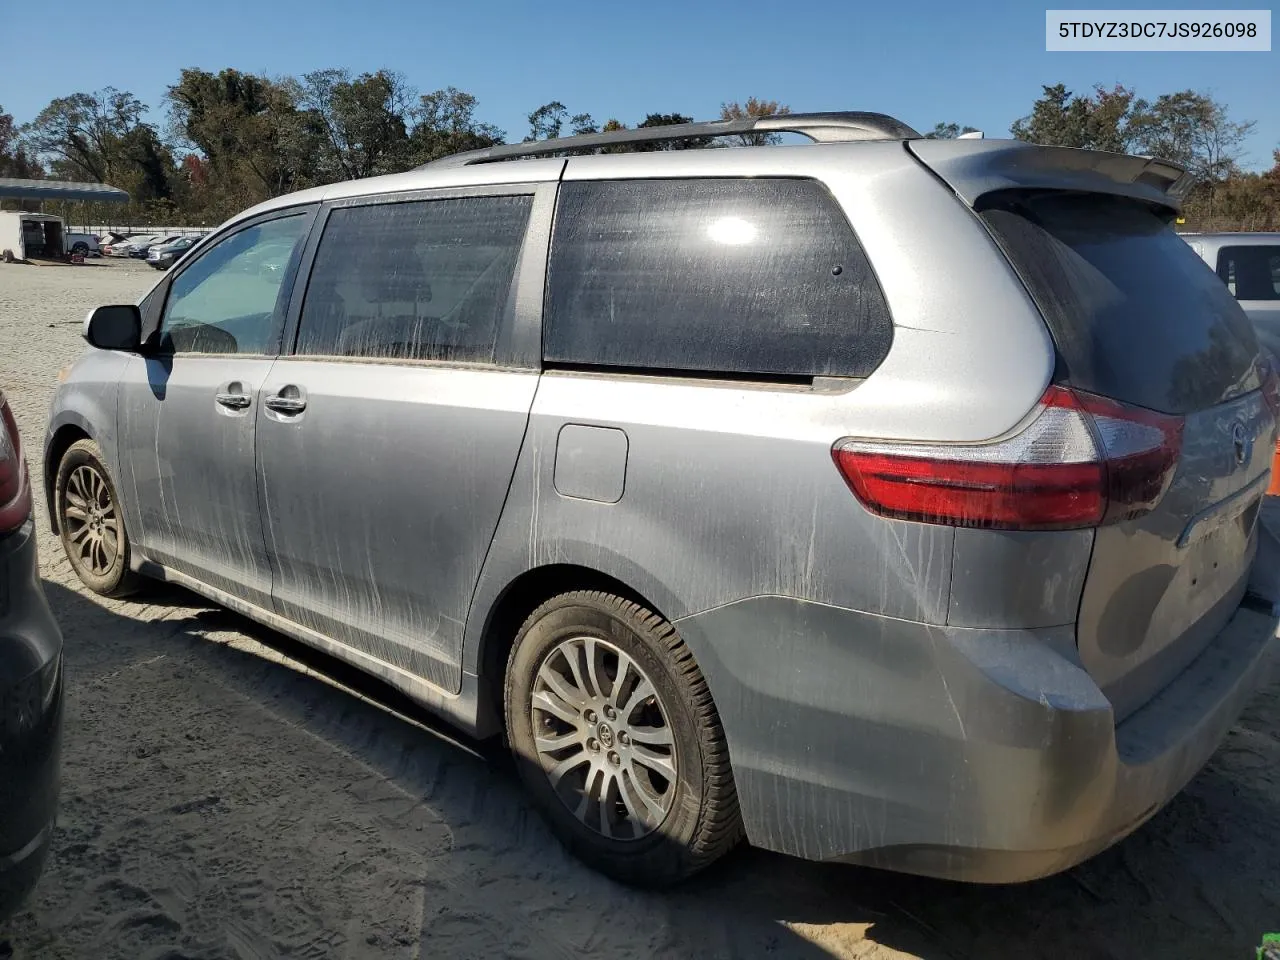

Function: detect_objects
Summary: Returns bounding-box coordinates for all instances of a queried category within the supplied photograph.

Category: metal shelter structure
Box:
[0,178,130,205]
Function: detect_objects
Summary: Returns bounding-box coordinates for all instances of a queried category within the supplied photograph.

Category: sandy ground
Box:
[0,257,1277,960]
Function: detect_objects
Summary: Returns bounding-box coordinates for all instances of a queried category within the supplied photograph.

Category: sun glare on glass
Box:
[706,216,757,246]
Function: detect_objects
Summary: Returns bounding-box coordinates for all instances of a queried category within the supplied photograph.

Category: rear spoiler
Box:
[907,139,1194,214]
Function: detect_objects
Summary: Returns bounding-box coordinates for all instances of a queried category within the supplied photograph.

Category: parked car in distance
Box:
[146,236,200,270]
[129,235,181,259]
[0,386,63,922]
[103,235,158,258]
[46,113,1280,888]
[1185,233,1280,358]
[94,235,128,257]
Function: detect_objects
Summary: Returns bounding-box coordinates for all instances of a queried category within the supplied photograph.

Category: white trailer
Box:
[0,211,66,260]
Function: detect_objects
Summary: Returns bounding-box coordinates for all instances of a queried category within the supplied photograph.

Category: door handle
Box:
[215,392,252,410]
[264,395,307,414]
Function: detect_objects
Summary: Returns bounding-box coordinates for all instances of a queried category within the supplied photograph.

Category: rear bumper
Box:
[676,588,1277,883]
[0,520,64,920]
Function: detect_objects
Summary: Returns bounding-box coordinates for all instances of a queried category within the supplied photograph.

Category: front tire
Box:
[505,590,743,886]
[56,439,142,597]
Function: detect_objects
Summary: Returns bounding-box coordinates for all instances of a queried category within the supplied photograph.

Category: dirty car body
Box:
[45,121,1279,883]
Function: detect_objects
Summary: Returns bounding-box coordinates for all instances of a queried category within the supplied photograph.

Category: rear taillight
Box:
[832,385,1183,531]
[0,390,32,535]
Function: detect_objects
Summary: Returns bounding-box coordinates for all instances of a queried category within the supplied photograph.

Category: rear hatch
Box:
[977,189,1275,721]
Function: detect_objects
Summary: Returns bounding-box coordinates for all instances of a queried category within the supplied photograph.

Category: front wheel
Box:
[505,591,743,886]
[56,439,142,597]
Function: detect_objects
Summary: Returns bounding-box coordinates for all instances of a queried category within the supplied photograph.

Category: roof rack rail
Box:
[421,111,922,168]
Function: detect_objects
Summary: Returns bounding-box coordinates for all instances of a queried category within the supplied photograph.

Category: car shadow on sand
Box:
[16,578,1280,960]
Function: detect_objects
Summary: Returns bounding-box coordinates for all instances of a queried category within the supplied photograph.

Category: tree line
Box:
[1,71,1276,230]
[1008,84,1278,229]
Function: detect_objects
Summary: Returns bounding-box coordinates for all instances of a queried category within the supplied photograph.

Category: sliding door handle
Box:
[215,392,252,410]
[264,395,307,414]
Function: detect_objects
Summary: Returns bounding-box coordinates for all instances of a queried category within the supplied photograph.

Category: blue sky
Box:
[5,0,1277,169]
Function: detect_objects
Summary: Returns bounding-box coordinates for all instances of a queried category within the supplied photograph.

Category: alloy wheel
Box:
[530,635,678,840]
[63,464,119,576]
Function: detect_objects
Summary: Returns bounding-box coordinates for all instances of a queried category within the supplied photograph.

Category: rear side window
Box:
[545,178,892,379]
[1217,245,1280,301]
[296,195,532,363]
[981,194,1259,415]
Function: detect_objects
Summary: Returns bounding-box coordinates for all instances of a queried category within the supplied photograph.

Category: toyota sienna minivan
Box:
[45,112,1279,886]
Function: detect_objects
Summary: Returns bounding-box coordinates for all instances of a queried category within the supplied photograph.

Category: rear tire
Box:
[56,439,143,597]
[505,590,743,886]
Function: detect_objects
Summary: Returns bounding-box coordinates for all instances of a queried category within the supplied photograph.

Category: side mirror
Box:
[84,305,142,351]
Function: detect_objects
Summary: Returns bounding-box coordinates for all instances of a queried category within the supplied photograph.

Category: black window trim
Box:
[146,203,321,358]
[280,182,557,371]
[541,174,894,384]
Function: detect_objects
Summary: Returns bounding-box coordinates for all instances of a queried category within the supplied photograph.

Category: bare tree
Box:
[719,97,791,146]
[1010,83,1137,152]
[525,102,596,141]
[924,122,980,139]
[23,88,148,181]
[407,87,504,164]
[0,105,42,177]
[296,69,413,180]
[1129,91,1256,182]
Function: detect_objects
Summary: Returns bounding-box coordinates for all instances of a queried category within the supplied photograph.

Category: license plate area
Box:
[1177,473,1266,548]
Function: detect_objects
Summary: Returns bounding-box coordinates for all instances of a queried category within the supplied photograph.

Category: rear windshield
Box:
[980,193,1260,415]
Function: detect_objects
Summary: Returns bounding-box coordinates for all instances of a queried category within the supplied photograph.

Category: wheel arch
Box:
[43,418,95,534]
[469,562,678,739]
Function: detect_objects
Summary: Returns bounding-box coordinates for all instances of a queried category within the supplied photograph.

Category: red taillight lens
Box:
[0,390,32,535]
[832,451,1106,529]
[832,385,1183,531]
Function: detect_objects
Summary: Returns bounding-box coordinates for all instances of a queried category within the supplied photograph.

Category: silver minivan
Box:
[45,113,1280,886]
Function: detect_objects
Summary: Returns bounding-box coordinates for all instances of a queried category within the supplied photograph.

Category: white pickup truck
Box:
[65,232,101,257]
